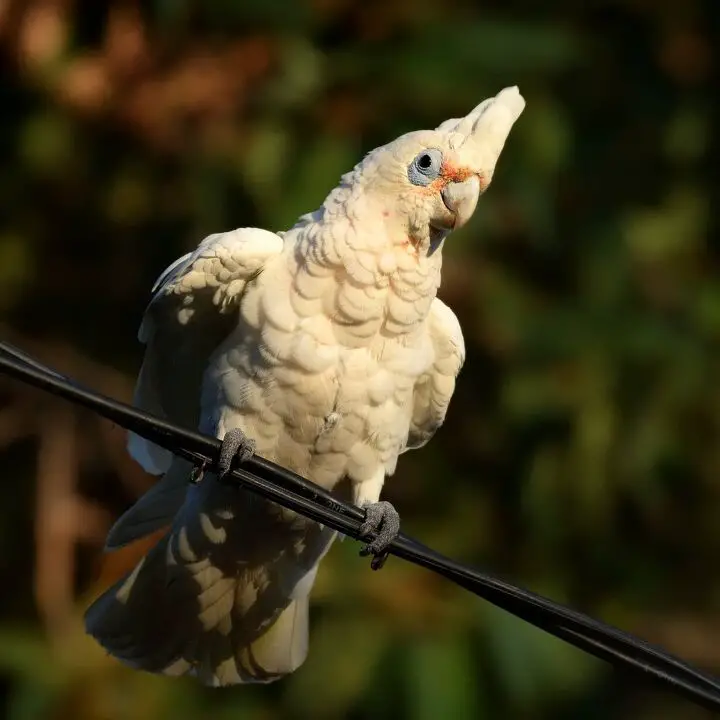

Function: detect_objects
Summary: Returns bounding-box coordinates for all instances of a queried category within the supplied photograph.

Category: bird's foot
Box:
[358,500,400,570]
[216,428,256,481]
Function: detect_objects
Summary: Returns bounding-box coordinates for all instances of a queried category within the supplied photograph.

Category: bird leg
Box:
[216,428,256,480]
[358,500,400,570]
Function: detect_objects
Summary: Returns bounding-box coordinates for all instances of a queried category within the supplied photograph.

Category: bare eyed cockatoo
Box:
[84,86,526,685]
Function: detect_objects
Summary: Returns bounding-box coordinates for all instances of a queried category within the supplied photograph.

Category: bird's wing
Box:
[405,297,466,451]
[127,227,284,475]
[107,228,284,550]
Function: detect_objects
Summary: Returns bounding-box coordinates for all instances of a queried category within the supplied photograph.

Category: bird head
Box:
[355,86,525,253]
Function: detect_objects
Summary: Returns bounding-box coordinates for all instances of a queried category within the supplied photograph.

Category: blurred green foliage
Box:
[0,0,718,718]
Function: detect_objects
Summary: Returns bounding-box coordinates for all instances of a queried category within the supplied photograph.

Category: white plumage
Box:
[85,86,526,685]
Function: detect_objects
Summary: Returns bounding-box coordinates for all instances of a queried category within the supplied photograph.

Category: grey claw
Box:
[358,500,400,570]
[217,428,256,480]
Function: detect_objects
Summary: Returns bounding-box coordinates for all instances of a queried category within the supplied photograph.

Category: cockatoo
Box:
[85,86,526,685]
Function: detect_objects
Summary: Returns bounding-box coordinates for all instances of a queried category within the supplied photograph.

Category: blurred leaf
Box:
[6,679,60,720]
[262,37,325,109]
[275,133,359,228]
[405,632,481,720]
[664,105,710,164]
[239,120,293,216]
[387,20,580,99]
[105,167,153,227]
[519,94,572,175]
[481,605,598,709]
[19,113,76,177]
[282,612,389,718]
[623,185,708,261]
[0,235,32,309]
[0,627,60,684]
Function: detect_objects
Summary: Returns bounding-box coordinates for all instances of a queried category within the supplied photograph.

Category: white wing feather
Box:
[128,228,284,475]
[405,297,466,451]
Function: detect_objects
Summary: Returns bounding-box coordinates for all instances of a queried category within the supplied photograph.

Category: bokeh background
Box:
[0,0,718,718]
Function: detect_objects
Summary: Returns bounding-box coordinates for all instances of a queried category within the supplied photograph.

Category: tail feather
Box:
[85,477,334,685]
[105,459,191,549]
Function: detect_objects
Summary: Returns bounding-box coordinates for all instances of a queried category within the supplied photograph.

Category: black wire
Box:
[2,340,720,713]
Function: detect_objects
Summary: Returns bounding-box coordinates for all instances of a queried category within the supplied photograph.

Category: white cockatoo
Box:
[85,86,525,686]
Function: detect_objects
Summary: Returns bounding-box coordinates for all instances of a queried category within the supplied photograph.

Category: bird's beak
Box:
[436,176,481,230]
[437,86,525,192]
[428,87,524,240]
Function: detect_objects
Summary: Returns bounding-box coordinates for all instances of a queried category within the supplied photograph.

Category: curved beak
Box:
[438,176,481,230]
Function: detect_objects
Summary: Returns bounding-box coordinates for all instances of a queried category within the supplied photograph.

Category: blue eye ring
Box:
[407,148,443,186]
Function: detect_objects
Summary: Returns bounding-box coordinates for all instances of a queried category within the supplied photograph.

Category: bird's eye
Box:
[407,148,443,186]
[418,153,433,169]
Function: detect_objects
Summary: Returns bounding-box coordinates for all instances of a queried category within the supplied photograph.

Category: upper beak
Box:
[438,176,481,230]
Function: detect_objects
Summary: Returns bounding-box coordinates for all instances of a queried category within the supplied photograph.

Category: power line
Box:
[2,340,720,712]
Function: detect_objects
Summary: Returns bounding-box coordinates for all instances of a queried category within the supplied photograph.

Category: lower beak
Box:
[439,176,481,230]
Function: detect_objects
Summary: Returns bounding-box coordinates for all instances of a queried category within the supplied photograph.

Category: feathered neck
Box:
[280,172,444,342]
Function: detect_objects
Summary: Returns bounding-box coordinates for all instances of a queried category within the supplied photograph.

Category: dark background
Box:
[1,0,719,718]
